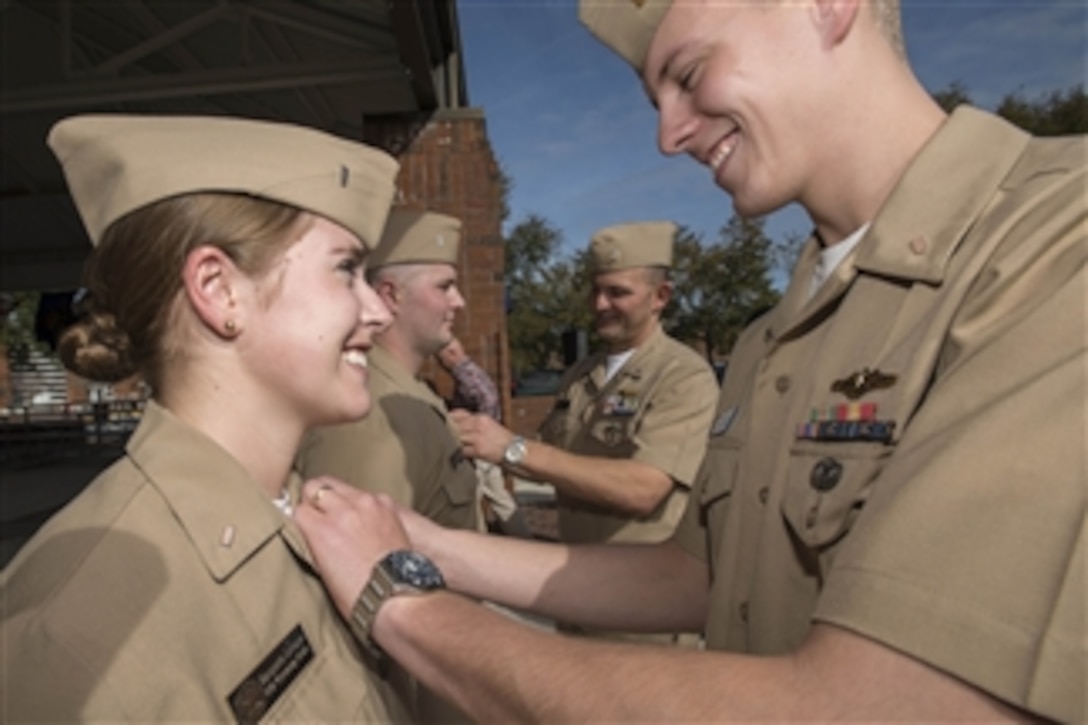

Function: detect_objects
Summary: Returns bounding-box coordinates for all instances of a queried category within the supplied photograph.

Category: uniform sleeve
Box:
[814,189,1086,722]
[632,359,719,487]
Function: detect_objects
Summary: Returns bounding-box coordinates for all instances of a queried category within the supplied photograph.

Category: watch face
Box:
[385,550,445,590]
[504,437,527,465]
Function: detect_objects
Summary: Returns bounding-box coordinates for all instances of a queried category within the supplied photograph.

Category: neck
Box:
[159,364,301,499]
[804,56,947,245]
[374,328,425,377]
[606,320,660,354]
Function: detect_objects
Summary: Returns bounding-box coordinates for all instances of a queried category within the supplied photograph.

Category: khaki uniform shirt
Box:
[673,106,1085,722]
[541,325,718,545]
[1,402,408,722]
[299,345,479,531]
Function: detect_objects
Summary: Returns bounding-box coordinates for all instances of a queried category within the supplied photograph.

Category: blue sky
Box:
[457,1,1086,267]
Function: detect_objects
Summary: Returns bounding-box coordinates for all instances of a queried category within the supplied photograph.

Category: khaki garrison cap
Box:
[47,114,400,249]
[589,221,676,272]
[578,0,672,70]
[369,209,462,269]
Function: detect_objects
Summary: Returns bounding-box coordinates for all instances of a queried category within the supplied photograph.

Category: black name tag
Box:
[228,624,314,724]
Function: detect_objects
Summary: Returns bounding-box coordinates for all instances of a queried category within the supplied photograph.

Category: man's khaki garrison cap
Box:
[47,114,400,249]
[578,0,672,70]
[369,209,462,269]
[589,221,676,272]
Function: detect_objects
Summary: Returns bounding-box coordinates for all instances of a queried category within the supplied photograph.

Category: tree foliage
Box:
[996,85,1087,136]
[504,215,590,374]
[665,218,780,362]
[0,292,49,364]
[933,82,1086,135]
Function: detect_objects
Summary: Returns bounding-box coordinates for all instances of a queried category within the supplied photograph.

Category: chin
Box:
[333,396,372,424]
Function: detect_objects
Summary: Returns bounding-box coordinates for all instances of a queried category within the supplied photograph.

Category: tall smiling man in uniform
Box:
[293,1,1085,721]
[452,221,717,642]
[298,209,479,531]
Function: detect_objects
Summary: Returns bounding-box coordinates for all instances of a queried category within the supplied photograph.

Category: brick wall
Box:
[364,108,510,416]
[508,394,556,438]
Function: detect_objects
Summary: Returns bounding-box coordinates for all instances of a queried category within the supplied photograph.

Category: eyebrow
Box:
[333,243,367,264]
[656,39,688,86]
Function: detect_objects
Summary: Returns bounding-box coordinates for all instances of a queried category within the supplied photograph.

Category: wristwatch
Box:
[502,435,528,466]
[350,549,445,661]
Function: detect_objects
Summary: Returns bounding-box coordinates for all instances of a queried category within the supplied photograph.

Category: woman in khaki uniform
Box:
[0,115,411,721]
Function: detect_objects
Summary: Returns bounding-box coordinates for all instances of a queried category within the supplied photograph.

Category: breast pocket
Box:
[586,416,638,458]
[780,443,890,554]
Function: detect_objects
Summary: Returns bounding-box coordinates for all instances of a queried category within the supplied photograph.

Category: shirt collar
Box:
[126,401,290,582]
[856,106,1031,284]
[369,344,446,411]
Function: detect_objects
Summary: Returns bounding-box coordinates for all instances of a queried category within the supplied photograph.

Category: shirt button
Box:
[774,376,790,393]
[810,457,843,492]
[758,486,770,505]
[763,328,774,343]
[739,601,749,623]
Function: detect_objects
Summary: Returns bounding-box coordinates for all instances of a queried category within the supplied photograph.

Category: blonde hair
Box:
[870,0,905,60]
[59,193,308,391]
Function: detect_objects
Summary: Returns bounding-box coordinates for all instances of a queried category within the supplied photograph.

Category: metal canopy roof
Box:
[1,0,467,291]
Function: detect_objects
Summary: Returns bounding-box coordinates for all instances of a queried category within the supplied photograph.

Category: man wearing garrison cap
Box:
[452,221,718,644]
[294,0,1084,721]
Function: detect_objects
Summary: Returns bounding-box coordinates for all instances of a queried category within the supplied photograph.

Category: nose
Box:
[450,285,466,310]
[592,290,611,312]
[657,96,698,156]
[358,281,392,333]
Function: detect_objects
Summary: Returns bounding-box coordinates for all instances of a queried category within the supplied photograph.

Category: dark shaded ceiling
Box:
[1,0,467,291]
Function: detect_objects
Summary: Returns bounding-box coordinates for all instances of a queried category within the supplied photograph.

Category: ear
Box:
[652,279,673,313]
[810,0,860,49]
[374,276,400,315]
[182,245,244,339]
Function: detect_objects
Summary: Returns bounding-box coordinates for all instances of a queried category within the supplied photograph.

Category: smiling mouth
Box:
[343,349,368,369]
[708,130,739,173]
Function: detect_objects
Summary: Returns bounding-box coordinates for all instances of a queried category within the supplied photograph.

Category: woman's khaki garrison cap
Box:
[369,209,462,269]
[47,114,400,249]
[578,0,672,70]
[589,220,676,272]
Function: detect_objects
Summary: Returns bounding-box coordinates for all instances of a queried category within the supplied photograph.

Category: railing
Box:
[0,399,146,468]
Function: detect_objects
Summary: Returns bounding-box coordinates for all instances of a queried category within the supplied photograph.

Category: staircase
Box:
[7,345,68,408]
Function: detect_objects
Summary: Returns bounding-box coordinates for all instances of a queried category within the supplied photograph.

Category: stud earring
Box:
[224,320,237,335]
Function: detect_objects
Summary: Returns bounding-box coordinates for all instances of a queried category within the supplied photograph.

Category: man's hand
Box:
[449,409,515,465]
[294,477,411,618]
[436,336,468,371]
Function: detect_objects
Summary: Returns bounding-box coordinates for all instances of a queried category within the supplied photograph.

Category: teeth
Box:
[709,135,737,171]
[344,349,368,369]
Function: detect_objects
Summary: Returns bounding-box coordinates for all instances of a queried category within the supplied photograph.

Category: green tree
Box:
[996,85,1087,135]
[932,81,973,114]
[504,215,588,373]
[0,292,49,366]
[931,82,1086,135]
[665,217,780,362]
